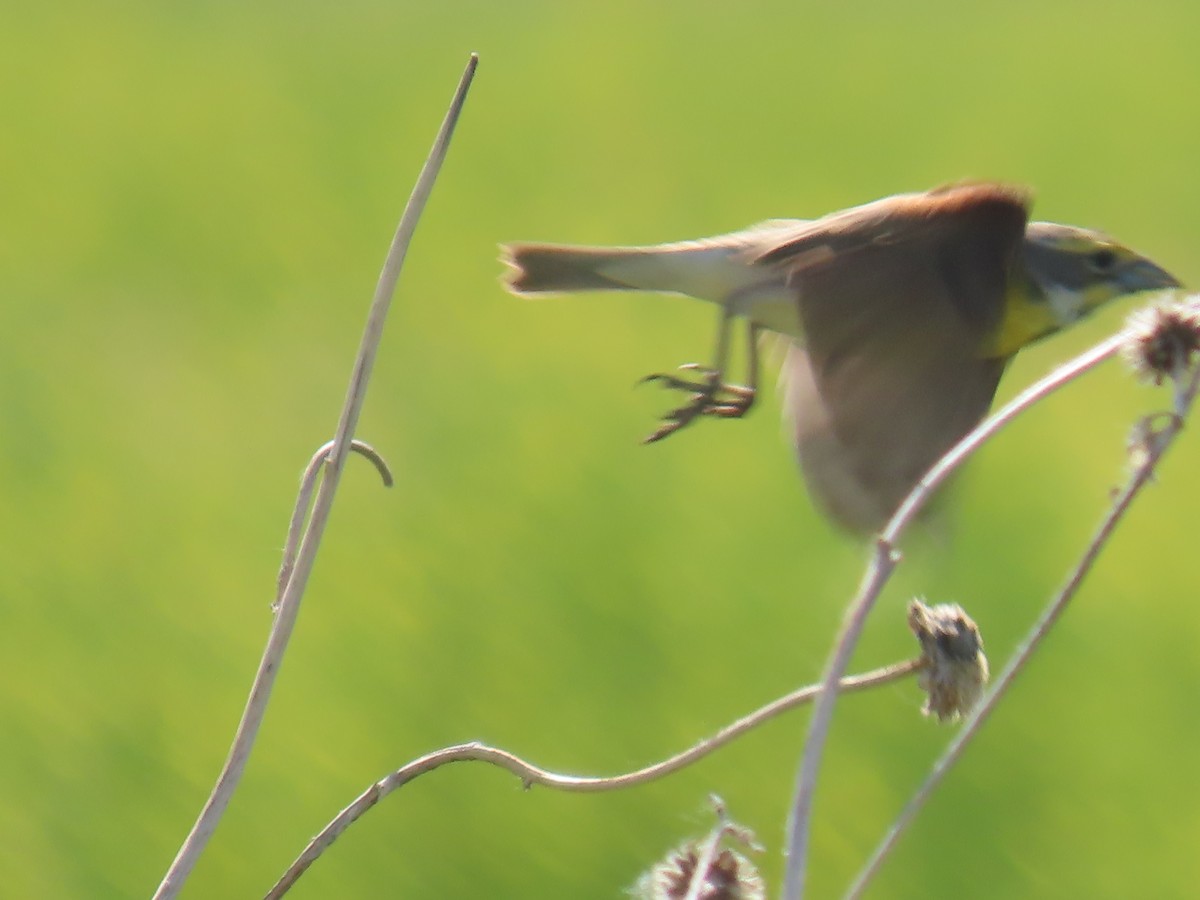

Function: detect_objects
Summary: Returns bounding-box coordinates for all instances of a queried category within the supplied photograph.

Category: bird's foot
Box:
[639,364,756,443]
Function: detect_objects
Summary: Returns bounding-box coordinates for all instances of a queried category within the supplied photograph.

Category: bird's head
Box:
[991,223,1181,357]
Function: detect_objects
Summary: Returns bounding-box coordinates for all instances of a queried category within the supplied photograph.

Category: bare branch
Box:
[682,800,733,900]
[276,439,393,607]
[152,53,479,900]
[782,326,1139,900]
[845,334,1200,899]
[265,659,919,898]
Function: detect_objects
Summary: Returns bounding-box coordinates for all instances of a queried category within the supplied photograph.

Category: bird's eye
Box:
[1089,248,1117,272]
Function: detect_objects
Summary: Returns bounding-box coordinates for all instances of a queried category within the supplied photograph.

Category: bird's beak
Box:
[1121,257,1182,293]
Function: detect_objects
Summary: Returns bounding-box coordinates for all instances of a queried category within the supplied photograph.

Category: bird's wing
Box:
[780,342,1008,533]
[766,183,1030,532]
[760,183,1032,336]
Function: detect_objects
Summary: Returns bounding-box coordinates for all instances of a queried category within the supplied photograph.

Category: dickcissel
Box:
[502,183,1179,533]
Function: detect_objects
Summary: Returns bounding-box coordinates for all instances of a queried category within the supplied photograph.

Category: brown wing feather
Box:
[761,183,1030,332]
[782,343,1007,532]
[771,183,1030,532]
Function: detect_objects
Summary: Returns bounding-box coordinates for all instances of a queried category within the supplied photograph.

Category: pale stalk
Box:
[782,331,1128,900]
[152,54,478,900]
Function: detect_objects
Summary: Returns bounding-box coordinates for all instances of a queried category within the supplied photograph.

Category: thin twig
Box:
[683,800,732,900]
[264,659,919,898]
[782,329,1131,900]
[152,53,479,900]
[275,439,393,607]
[844,354,1200,900]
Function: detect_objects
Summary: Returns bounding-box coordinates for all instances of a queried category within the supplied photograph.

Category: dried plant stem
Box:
[782,330,1129,900]
[265,659,919,898]
[844,357,1200,899]
[152,54,479,900]
[276,439,393,605]
[682,801,735,900]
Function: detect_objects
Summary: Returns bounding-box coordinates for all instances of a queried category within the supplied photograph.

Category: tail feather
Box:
[501,244,642,295]
[501,222,809,301]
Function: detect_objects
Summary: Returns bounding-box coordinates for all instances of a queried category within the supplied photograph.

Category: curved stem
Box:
[782,331,1128,900]
[275,439,393,607]
[152,54,479,900]
[265,659,919,898]
[845,355,1200,899]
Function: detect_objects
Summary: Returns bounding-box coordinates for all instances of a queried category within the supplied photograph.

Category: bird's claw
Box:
[639,364,756,443]
[637,365,711,393]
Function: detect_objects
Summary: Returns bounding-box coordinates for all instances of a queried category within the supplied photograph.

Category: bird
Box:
[501,183,1179,533]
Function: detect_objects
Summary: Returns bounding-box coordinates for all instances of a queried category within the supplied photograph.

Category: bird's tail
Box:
[500,228,792,301]
[500,243,647,296]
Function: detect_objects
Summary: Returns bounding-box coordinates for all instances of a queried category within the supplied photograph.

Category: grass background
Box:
[2,2,1199,897]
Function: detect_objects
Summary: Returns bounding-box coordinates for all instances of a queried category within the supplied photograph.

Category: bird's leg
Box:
[640,307,760,443]
[708,321,759,418]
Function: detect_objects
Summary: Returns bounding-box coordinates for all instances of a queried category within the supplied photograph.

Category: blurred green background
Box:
[2,2,1198,897]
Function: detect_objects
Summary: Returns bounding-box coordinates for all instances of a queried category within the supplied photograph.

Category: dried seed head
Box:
[908,599,989,723]
[634,843,765,900]
[1122,300,1200,385]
